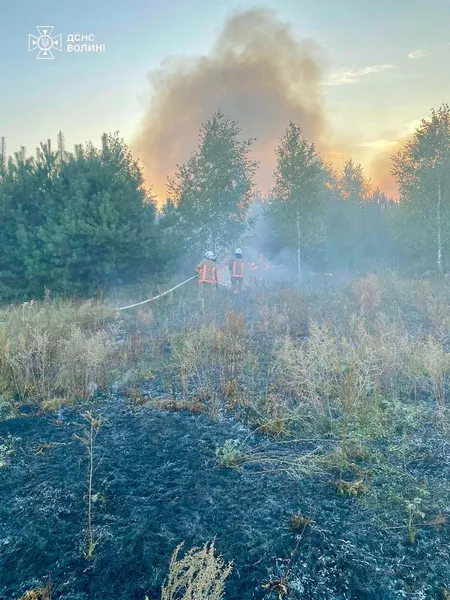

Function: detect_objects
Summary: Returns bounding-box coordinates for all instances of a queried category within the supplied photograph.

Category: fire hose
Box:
[116,268,231,312]
[116,276,198,311]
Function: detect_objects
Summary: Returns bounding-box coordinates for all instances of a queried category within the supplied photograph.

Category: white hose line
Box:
[116,264,234,311]
[116,275,198,311]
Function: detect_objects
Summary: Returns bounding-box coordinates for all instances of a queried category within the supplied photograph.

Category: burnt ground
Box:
[1,392,450,600]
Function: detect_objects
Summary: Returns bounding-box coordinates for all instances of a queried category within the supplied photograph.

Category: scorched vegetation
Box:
[1,273,450,599]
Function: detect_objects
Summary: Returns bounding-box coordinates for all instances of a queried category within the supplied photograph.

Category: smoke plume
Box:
[131,8,328,203]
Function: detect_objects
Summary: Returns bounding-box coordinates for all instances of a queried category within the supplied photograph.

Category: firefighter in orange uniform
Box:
[229,248,245,293]
[195,251,218,297]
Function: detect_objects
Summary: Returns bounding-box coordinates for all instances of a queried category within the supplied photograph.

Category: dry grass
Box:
[216,438,340,478]
[154,398,205,414]
[16,585,51,600]
[162,273,450,449]
[3,272,450,442]
[216,312,247,380]
[172,325,219,400]
[160,541,232,600]
[0,299,118,407]
[171,312,251,409]
[270,312,434,438]
[352,274,381,316]
[419,336,450,412]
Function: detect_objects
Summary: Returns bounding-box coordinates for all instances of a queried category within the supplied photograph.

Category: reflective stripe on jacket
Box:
[229,258,244,278]
[196,258,217,284]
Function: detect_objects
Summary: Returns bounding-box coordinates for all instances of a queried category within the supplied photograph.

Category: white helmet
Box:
[235,248,242,255]
[205,251,215,260]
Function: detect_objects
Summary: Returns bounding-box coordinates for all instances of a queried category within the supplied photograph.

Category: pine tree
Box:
[57,131,66,162]
[0,132,163,300]
[0,137,6,177]
[324,159,373,271]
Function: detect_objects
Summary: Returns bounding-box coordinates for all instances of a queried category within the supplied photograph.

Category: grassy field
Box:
[1,272,450,599]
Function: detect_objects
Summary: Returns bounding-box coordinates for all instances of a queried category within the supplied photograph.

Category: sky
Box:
[1,0,449,200]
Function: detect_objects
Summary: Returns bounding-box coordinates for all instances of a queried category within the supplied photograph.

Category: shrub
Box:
[216,440,243,468]
[160,541,233,600]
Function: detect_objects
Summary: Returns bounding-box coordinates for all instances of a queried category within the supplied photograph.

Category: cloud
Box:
[324,64,395,86]
[387,72,425,79]
[408,49,431,59]
[359,139,401,151]
[323,151,345,158]
[405,119,422,134]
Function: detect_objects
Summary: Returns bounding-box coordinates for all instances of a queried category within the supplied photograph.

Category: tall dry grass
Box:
[0,299,118,407]
[162,273,450,439]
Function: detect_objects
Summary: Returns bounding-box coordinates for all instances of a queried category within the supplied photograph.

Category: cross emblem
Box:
[29,26,62,59]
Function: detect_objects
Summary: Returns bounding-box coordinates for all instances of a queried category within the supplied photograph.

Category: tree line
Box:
[1,104,449,301]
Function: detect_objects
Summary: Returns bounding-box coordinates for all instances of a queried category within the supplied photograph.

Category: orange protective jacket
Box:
[229,257,245,279]
[195,258,217,284]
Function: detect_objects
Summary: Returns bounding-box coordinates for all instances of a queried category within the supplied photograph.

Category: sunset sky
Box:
[1,0,449,201]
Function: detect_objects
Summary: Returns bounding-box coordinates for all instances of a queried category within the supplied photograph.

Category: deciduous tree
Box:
[168,110,257,257]
[392,104,450,275]
[267,122,328,281]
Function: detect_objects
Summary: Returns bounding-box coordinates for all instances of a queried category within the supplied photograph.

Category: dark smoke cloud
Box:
[131,7,329,203]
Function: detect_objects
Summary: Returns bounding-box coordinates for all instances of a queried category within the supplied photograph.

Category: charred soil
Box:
[1,394,450,599]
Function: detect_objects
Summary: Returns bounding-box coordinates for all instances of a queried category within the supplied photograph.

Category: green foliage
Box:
[392,104,450,275]
[168,110,257,256]
[0,132,163,300]
[216,439,243,467]
[0,435,18,468]
[262,140,398,274]
[406,494,427,544]
[340,159,371,202]
[266,122,328,279]
[157,198,186,271]
[2,103,450,300]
